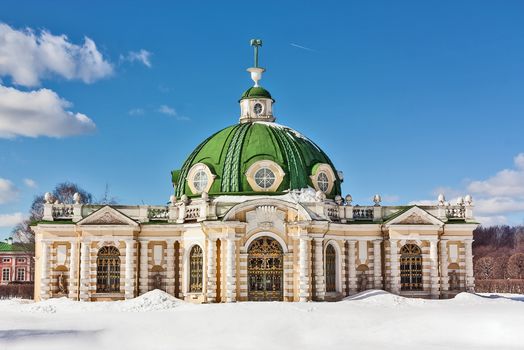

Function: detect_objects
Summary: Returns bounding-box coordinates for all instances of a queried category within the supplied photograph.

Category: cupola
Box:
[239,39,275,123]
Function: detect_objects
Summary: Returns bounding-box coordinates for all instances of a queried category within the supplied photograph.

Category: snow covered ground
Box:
[0,290,522,350]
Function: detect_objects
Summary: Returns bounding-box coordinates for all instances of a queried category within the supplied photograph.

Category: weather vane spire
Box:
[247,39,265,87]
[250,39,263,68]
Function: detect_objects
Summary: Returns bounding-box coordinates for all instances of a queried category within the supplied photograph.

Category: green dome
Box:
[172,122,342,198]
[240,86,273,101]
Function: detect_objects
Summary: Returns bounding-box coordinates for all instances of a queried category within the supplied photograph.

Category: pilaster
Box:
[68,241,78,299]
[206,238,217,302]
[347,240,357,294]
[440,240,449,292]
[429,239,439,298]
[79,241,90,301]
[139,240,149,294]
[298,234,311,302]
[389,239,400,294]
[40,241,50,300]
[373,240,382,289]
[166,239,176,296]
[124,239,136,299]
[313,238,325,300]
[225,235,237,302]
[464,239,474,292]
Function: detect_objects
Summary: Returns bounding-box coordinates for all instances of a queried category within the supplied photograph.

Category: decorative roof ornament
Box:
[247,39,265,87]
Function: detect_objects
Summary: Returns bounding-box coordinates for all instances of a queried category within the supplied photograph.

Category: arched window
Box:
[325,244,337,292]
[189,245,203,293]
[97,246,120,293]
[400,244,422,291]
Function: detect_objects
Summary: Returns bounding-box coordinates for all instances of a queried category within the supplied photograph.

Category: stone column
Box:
[206,238,217,302]
[389,240,400,294]
[40,241,50,300]
[139,240,149,294]
[440,240,449,293]
[429,239,439,298]
[313,238,325,300]
[347,240,357,294]
[79,241,90,301]
[225,236,236,302]
[373,240,382,289]
[166,239,176,296]
[464,239,474,292]
[68,241,78,299]
[298,235,311,302]
[124,239,135,299]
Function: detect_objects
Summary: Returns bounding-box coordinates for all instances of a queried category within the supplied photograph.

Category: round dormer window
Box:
[193,170,209,192]
[254,167,275,189]
[254,103,263,115]
[317,172,329,192]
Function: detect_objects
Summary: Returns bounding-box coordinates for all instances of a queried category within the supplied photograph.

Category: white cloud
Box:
[128,108,144,116]
[120,49,152,68]
[408,199,435,206]
[0,179,18,204]
[0,84,96,138]
[0,212,24,227]
[157,105,190,121]
[0,23,113,87]
[467,153,524,197]
[158,105,177,116]
[475,215,508,227]
[413,153,524,226]
[23,178,37,188]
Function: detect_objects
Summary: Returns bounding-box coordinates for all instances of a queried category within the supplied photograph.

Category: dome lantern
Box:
[239,39,275,124]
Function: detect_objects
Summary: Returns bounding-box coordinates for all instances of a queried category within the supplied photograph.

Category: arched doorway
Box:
[248,236,283,301]
[96,246,120,293]
[400,244,422,291]
[325,244,337,292]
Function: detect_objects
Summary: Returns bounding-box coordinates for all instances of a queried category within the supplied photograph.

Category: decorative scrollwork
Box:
[96,246,120,293]
[248,237,283,301]
[400,244,422,291]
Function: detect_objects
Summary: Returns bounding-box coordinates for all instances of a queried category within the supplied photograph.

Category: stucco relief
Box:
[246,206,286,232]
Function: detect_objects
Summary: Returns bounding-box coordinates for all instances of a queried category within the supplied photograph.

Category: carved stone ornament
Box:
[246,206,285,233]
[397,213,430,225]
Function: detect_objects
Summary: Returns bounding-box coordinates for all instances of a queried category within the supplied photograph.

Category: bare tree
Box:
[12,182,93,246]
[474,256,495,280]
[507,253,524,279]
[96,183,118,205]
[493,255,510,279]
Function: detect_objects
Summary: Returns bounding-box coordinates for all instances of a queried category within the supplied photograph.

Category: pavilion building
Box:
[33,41,478,302]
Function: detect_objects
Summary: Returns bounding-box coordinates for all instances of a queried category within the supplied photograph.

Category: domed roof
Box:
[240,86,273,101]
[172,121,341,198]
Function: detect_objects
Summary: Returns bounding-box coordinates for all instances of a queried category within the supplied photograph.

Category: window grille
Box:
[96,246,121,293]
[189,245,203,292]
[317,172,329,192]
[254,167,276,189]
[400,244,423,291]
[325,244,337,292]
[247,237,283,301]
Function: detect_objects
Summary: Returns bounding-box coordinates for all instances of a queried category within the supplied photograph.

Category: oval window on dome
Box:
[187,163,214,195]
[193,170,208,193]
[254,167,275,189]
[253,103,263,115]
[317,172,329,192]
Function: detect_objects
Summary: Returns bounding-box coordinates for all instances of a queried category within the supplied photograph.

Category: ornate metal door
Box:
[400,244,423,291]
[248,237,283,301]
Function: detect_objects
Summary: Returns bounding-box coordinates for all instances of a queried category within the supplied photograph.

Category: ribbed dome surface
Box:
[172,122,341,198]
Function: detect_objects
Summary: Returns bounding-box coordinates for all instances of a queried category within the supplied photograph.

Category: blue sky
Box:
[0,0,523,238]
